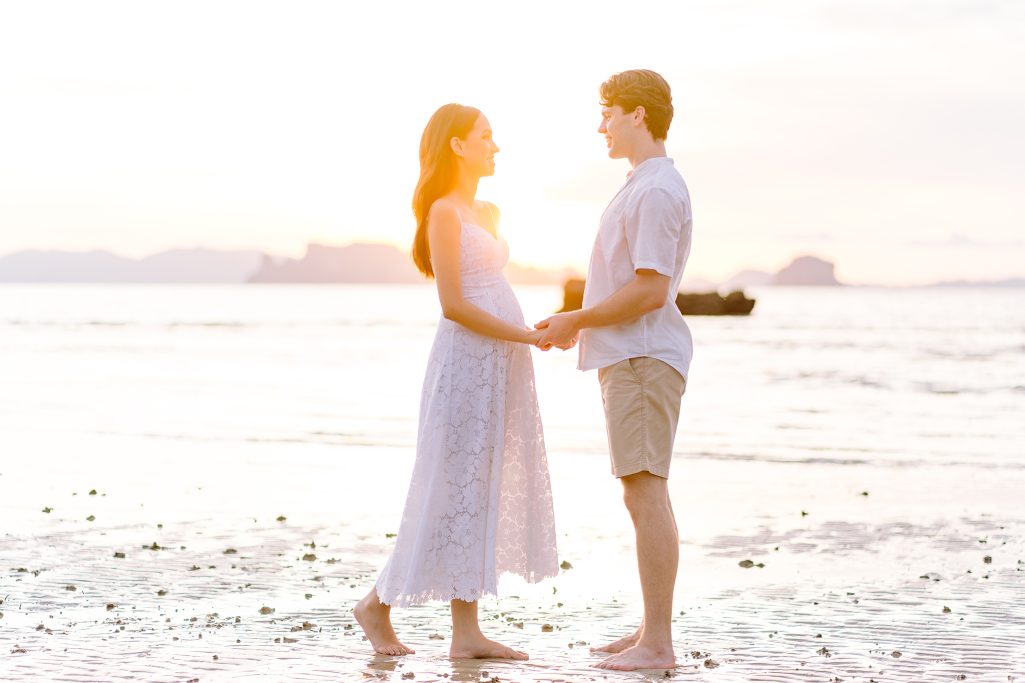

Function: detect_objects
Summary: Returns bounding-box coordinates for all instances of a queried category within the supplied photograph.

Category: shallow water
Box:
[2,284,1025,681]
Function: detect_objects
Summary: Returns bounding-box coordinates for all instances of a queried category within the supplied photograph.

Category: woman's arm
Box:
[428,200,541,345]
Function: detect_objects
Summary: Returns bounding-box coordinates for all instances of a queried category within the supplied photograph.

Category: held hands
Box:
[525,328,576,350]
[531,312,581,351]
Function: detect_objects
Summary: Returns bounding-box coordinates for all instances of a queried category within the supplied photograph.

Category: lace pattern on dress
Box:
[375,222,559,606]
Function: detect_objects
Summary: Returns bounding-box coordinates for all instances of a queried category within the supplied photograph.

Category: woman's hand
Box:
[524,328,548,349]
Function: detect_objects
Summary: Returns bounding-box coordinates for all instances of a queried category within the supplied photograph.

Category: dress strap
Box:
[484,202,498,230]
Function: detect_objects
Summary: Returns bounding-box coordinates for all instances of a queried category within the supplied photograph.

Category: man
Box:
[535,68,693,672]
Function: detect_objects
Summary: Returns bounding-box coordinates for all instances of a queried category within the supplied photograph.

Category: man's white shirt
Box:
[577,156,694,382]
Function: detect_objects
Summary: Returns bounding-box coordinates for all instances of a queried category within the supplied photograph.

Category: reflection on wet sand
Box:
[2,440,1024,682]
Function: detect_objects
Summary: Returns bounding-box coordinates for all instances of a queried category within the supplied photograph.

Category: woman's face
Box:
[454,114,500,177]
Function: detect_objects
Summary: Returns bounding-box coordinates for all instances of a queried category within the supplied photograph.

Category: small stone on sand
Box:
[259,606,275,615]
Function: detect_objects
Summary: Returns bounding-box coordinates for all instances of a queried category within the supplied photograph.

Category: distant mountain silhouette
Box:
[929,277,1025,288]
[679,277,719,292]
[248,243,422,284]
[0,243,574,285]
[720,268,774,290]
[3,245,1017,288]
[0,248,263,283]
[773,255,841,286]
[247,242,574,285]
[717,256,841,289]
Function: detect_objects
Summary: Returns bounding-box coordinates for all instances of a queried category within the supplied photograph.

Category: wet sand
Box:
[2,432,1025,682]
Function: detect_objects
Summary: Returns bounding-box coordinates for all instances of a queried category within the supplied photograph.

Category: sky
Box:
[1,0,1023,285]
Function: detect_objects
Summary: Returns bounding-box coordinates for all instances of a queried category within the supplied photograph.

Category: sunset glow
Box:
[1,1,1023,285]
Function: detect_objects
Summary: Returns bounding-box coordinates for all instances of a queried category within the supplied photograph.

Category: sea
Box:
[1,284,1021,469]
[1,284,1024,682]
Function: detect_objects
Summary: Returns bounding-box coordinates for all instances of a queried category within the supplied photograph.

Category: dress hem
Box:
[376,565,559,608]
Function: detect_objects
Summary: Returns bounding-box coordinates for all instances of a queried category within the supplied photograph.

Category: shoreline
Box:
[3,436,1024,681]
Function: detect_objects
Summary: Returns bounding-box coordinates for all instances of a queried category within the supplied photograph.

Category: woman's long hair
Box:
[411,103,481,278]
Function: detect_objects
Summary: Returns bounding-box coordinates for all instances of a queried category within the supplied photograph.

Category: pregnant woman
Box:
[354,103,559,660]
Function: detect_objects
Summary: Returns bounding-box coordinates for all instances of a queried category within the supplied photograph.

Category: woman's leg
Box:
[449,599,528,660]
[354,586,415,656]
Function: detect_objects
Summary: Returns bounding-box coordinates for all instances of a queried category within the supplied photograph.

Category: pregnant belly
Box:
[462,279,525,326]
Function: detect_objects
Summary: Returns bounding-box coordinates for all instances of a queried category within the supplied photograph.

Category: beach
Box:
[2,284,1024,681]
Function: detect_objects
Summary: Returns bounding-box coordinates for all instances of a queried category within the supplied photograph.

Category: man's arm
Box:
[535,269,671,349]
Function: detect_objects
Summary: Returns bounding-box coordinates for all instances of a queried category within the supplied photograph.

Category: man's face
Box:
[598,105,631,159]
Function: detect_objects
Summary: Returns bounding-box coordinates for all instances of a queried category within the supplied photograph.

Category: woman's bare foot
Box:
[594,642,675,671]
[590,625,642,654]
[353,591,415,656]
[450,633,528,660]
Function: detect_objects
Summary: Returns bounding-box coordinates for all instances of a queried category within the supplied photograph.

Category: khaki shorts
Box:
[598,357,686,479]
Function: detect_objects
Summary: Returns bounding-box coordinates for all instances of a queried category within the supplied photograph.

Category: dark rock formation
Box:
[557,279,755,315]
[677,290,756,315]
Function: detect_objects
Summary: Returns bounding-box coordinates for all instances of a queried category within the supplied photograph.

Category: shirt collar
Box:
[626,156,673,180]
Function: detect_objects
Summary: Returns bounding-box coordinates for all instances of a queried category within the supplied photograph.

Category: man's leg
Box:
[595,471,678,670]
[591,485,679,655]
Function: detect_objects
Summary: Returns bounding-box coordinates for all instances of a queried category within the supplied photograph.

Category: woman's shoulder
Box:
[427,198,463,231]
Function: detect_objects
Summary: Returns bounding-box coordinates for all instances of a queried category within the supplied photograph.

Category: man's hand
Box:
[534,311,582,351]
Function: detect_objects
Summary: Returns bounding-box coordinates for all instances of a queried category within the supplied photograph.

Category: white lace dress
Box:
[375,221,559,607]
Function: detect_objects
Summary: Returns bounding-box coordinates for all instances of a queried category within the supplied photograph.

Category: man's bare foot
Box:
[594,642,675,671]
[590,626,641,654]
[450,633,528,660]
[353,593,415,656]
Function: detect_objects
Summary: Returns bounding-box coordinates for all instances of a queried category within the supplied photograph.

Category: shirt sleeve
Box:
[625,187,686,277]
